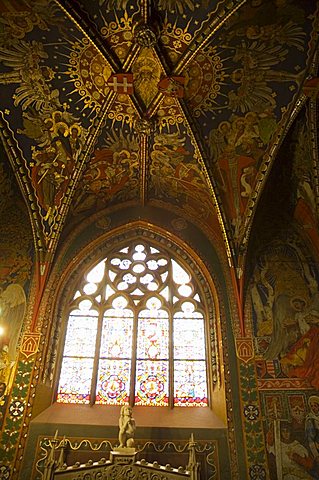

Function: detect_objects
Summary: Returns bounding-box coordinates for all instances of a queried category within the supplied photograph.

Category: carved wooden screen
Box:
[57,241,209,407]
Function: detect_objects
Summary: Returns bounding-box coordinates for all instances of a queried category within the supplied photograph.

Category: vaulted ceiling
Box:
[0,0,318,274]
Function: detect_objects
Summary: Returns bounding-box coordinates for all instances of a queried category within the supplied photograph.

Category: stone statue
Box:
[118,405,136,448]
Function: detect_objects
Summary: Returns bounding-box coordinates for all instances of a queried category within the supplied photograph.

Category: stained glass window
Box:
[57,241,209,407]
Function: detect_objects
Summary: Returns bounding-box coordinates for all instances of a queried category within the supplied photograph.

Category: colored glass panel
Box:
[159,286,169,301]
[111,258,131,270]
[146,297,162,310]
[109,270,116,281]
[118,281,128,290]
[178,284,192,297]
[172,259,190,284]
[137,315,169,359]
[140,273,153,285]
[112,296,128,309]
[100,315,133,358]
[135,360,168,406]
[57,357,94,404]
[123,273,136,284]
[174,360,208,406]
[59,240,209,408]
[83,282,98,294]
[63,315,98,357]
[174,318,205,359]
[147,260,158,270]
[180,301,199,315]
[78,299,93,311]
[133,249,146,261]
[96,359,131,405]
[105,285,115,299]
[87,259,105,283]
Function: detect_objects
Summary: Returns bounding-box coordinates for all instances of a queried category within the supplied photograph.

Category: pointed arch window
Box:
[57,241,209,407]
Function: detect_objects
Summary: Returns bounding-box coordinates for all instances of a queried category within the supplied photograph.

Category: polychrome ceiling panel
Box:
[70,118,140,217]
[0,0,318,272]
[181,0,318,241]
[0,1,103,250]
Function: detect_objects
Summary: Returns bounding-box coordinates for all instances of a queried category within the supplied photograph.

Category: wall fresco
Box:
[249,237,319,478]
[0,154,33,438]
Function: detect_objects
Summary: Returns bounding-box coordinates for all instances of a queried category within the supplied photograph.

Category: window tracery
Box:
[57,239,214,407]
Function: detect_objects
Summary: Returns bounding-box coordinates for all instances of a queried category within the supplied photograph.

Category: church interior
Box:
[0,0,319,478]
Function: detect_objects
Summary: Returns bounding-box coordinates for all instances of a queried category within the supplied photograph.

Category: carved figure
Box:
[118,405,136,448]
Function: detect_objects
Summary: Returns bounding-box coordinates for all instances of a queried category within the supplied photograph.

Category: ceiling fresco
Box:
[247,104,319,267]
[0,0,318,271]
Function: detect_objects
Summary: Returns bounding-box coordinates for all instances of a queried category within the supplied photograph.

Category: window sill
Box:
[32,403,226,429]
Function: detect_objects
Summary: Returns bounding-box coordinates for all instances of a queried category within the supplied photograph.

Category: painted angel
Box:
[0,284,26,385]
[0,39,61,113]
[228,41,302,114]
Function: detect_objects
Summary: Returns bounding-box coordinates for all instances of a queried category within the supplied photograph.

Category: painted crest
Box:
[302,77,319,98]
[21,333,40,358]
[158,76,185,98]
[107,74,134,94]
[236,338,254,363]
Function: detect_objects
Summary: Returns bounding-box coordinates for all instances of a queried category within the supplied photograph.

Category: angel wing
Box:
[233,41,288,69]
[99,0,130,9]
[158,0,195,13]
[269,21,306,51]
[0,284,26,362]
[228,81,276,114]
[264,294,297,360]
[13,82,61,112]
[104,130,138,153]
[0,39,47,71]
[228,41,291,113]
[305,293,319,324]
[0,40,60,113]
[208,128,228,162]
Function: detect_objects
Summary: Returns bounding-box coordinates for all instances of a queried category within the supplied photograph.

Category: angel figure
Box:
[279,295,319,389]
[227,41,303,114]
[118,405,136,448]
[0,284,26,386]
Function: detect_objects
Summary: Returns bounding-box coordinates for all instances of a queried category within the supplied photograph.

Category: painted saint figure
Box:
[267,421,313,480]
[305,396,319,465]
[280,296,319,389]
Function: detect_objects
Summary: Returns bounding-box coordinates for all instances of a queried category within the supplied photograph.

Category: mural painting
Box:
[28,111,86,223]
[208,111,276,237]
[0,1,95,244]
[149,129,215,224]
[252,241,319,386]
[250,238,319,479]
[0,158,33,431]
[71,127,139,216]
[0,0,316,253]
[290,118,319,257]
[203,0,313,240]
[261,393,319,480]
[131,47,162,108]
